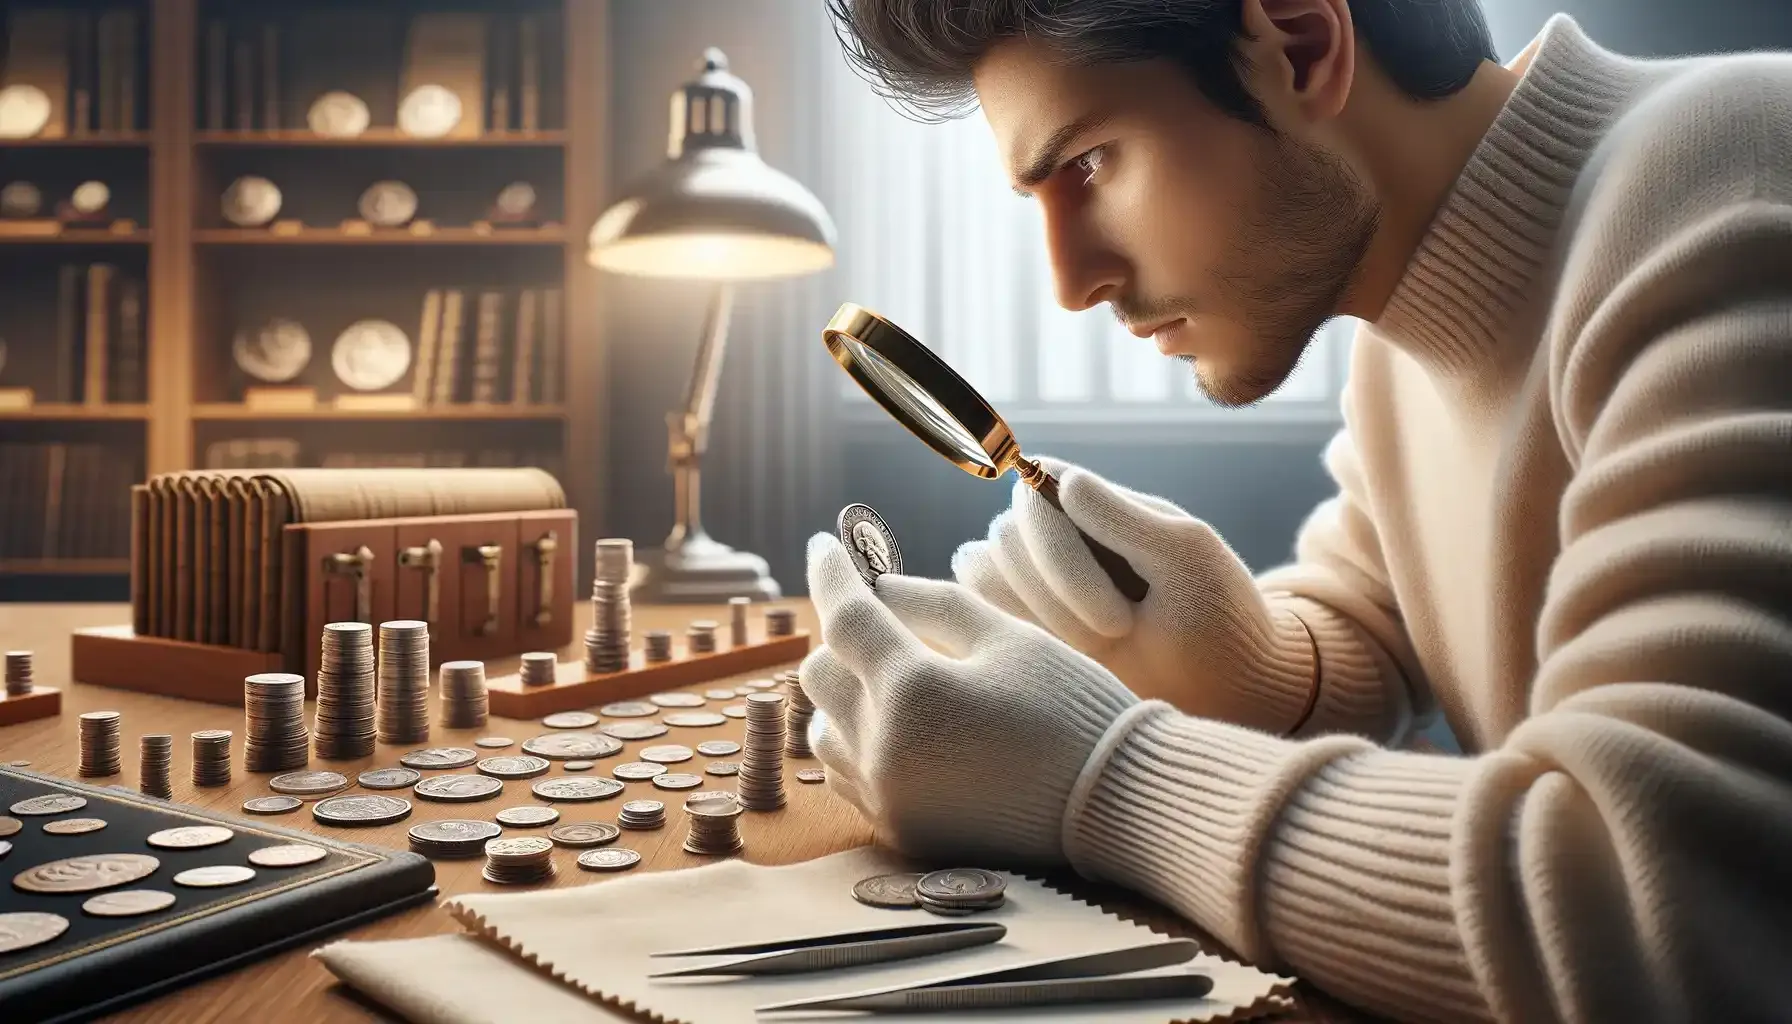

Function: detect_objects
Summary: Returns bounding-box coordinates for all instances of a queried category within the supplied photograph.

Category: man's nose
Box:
[1042,206,1125,312]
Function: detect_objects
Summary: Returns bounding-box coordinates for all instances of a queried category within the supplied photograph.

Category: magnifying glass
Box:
[822,302,1150,603]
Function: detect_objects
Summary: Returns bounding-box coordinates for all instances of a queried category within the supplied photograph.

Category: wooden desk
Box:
[0,601,1353,1024]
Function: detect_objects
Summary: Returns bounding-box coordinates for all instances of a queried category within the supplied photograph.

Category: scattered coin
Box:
[695,740,741,757]
[0,840,11,858]
[703,688,737,700]
[563,760,595,772]
[13,853,160,894]
[664,712,726,728]
[357,767,422,790]
[147,825,234,850]
[649,692,706,708]
[474,736,514,749]
[531,776,624,802]
[11,794,87,816]
[853,873,924,909]
[640,744,693,764]
[0,816,19,837]
[549,821,619,848]
[522,732,622,760]
[600,721,667,741]
[795,768,827,784]
[269,770,349,796]
[174,865,256,888]
[839,502,903,585]
[576,847,641,872]
[482,836,554,884]
[312,794,412,827]
[721,705,747,719]
[414,774,505,803]
[82,889,177,918]
[598,701,656,718]
[734,685,756,696]
[248,844,328,867]
[651,773,702,791]
[242,795,303,815]
[0,911,70,953]
[408,818,500,859]
[398,747,479,770]
[495,805,560,827]
[746,678,781,690]
[704,761,740,776]
[542,711,598,729]
[477,755,551,780]
[43,818,108,835]
[612,761,667,781]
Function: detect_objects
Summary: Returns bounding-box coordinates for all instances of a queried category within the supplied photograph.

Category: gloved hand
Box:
[951,457,1313,731]
[799,533,1157,866]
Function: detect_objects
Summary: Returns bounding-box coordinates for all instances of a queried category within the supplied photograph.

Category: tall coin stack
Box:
[77,711,122,777]
[764,607,795,637]
[439,661,489,728]
[735,692,788,810]
[682,793,745,855]
[4,650,32,696]
[728,598,749,647]
[314,622,376,759]
[687,620,717,654]
[191,730,233,786]
[377,620,431,744]
[780,670,815,758]
[243,673,310,772]
[643,630,673,663]
[584,539,633,673]
[139,734,173,797]
[519,652,558,687]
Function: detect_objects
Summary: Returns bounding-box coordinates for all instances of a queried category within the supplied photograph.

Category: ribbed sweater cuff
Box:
[1271,596,1402,740]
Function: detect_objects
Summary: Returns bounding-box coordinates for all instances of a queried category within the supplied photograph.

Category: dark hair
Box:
[827,0,1498,125]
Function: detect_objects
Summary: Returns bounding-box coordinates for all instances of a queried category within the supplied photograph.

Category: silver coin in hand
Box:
[837,503,902,585]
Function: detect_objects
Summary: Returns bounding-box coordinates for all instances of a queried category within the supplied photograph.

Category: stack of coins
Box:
[4,650,32,696]
[764,607,795,637]
[728,597,749,647]
[377,620,431,744]
[482,837,555,884]
[687,620,718,654]
[643,630,673,663]
[519,652,558,687]
[439,661,489,727]
[735,692,787,810]
[584,539,632,673]
[408,819,500,859]
[916,868,1008,915]
[314,622,376,759]
[617,799,666,830]
[243,673,310,772]
[138,734,173,798]
[78,711,122,777]
[781,670,815,758]
[682,793,745,855]
[191,730,233,786]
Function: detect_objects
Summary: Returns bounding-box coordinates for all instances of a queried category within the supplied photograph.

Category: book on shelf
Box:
[0,442,137,562]
[28,262,147,405]
[407,286,560,407]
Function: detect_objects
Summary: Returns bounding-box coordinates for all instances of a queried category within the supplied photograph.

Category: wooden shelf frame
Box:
[191,403,567,421]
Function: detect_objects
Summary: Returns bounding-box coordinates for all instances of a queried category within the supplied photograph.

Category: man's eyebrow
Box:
[1010,112,1112,196]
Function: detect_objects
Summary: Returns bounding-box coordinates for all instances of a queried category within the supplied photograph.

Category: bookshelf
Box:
[0,0,611,595]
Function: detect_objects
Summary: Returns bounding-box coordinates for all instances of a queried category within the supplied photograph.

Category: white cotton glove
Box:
[951,457,1312,731]
[799,533,1159,867]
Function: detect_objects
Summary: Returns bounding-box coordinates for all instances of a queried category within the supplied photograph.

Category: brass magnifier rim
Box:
[822,302,1025,480]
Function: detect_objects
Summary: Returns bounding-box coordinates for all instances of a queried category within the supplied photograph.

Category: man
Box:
[797,1,1792,1022]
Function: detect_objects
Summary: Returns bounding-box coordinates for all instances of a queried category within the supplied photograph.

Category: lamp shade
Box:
[589,48,836,281]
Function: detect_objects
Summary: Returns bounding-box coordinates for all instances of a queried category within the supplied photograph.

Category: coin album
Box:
[0,767,437,1023]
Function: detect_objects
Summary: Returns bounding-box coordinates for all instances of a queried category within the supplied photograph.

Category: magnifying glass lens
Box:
[839,336,997,473]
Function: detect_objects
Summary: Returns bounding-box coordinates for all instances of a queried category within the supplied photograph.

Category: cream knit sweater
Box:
[1065,16,1792,1024]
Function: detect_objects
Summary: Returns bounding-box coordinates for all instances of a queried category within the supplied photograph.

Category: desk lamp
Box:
[589,48,836,602]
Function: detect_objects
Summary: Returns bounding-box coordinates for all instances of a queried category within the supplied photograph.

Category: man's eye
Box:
[1071,147,1107,183]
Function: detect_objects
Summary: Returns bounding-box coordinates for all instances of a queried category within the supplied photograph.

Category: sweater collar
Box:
[1370,15,1647,371]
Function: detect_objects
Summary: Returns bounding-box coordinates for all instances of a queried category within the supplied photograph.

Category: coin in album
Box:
[233,318,312,383]
[0,181,42,218]
[307,91,371,137]
[70,180,110,215]
[0,84,51,139]
[397,84,462,139]
[358,180,418,228]
[331,319,412,391]
[221,175,283,227]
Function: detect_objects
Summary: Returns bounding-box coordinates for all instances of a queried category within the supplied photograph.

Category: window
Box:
[823,37,1351,421]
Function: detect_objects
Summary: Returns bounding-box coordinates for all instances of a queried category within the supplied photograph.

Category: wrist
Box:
[1058,700,1174,862]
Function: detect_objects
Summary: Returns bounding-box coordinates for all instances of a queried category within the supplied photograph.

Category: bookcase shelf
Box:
[192,226,566,246]
[0,230,154,245]
[2,133,154,148]
[194,129,566,148]
[191,403,567,421]
[0,404,151,421]
[0,559,132,576]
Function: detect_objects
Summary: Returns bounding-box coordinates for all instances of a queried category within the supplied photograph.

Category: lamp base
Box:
[630,535,782,604]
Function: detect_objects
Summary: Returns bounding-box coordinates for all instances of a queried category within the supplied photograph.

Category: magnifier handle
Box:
[1031,473,1151,604]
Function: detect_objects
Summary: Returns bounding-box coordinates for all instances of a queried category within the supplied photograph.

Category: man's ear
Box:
[1237,0,1354,123]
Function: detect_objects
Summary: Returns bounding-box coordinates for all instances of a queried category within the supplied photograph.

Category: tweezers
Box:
[648,921,1007,977]
[755,937,1212,1014]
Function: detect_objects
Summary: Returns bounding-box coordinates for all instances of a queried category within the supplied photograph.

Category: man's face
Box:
[974,37,1378,407]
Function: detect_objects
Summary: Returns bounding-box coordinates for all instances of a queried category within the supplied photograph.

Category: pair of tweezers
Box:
[649,921,1006,977]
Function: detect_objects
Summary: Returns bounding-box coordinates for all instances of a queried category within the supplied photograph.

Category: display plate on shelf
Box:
[357,181,418,227]
[331,320,411,391]
[396,85,462,139]
[233,319,313,384]
[221,176,283,227]
[0,182,43,218]
[306,91,371,138]
[0,85,51,139]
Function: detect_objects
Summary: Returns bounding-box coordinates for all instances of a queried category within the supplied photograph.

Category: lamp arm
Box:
[675,282,735,456]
